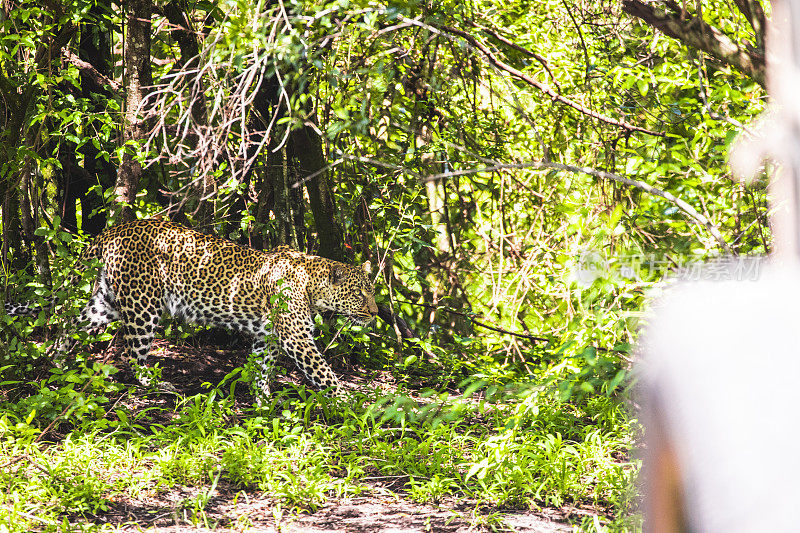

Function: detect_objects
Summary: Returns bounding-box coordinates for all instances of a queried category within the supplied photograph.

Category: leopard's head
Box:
[315,260,378,325]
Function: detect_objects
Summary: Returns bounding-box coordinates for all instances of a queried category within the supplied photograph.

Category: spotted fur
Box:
[6,219,378,396]
[3,302,39,316]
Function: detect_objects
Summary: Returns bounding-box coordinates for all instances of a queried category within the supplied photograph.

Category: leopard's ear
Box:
[362,260,372,275]
[330,264,348,285]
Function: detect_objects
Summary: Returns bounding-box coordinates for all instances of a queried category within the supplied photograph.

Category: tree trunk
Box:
[411,53,473,338]
[247,69,284,248]
[426,177,450,254]
[114,0,152,223]
[163,0,205,124]
[77,0,115,234]
[0,19,76,206]
[269,146,299,248]
[290,172,304,251]
[20,171,51,287]
[252,164,271,250]
[2,190,25,274]
[290,125,344,262]
[59,145,87,234]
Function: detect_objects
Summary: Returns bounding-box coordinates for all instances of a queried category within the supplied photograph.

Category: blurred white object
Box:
[641,261,800,532]
[641,1,800,531]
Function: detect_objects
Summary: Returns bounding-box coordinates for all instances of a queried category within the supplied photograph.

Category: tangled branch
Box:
[622,0,765,87]
[398,16,665,138]
[140,8,290,205]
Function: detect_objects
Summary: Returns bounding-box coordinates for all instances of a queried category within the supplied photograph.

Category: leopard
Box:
[5,219,379,396]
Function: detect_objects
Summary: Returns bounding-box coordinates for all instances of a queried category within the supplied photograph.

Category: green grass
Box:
[0,375,641,532]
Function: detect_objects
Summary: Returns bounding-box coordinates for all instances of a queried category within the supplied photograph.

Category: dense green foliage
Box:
[2,385,639,530]
[0,0,767,530]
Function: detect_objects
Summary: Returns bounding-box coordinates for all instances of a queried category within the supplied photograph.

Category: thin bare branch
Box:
[540,161,733,254]
[422,160,731,253]
[63,50,120,91]
[347,150,731,253]
[467,21,561,91]
[399,16,665,137]
[141,4,290,204]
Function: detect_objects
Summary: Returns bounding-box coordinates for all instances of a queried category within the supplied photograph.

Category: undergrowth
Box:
[0,371,641,532]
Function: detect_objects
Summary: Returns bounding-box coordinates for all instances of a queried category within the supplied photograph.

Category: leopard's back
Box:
[97,220,272,332]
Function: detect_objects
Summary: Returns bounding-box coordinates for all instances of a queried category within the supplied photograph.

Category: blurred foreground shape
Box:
[639,1,800,531]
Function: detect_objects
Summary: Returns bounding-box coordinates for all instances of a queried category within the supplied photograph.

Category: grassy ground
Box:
[0,336,641,532]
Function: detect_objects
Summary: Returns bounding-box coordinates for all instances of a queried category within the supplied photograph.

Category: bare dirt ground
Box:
[99,482,585,532]
[64,334,605,532]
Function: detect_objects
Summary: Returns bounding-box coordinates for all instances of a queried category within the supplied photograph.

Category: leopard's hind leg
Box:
[108,260,167,388]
